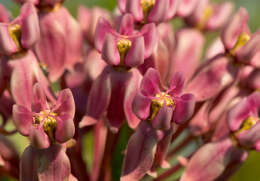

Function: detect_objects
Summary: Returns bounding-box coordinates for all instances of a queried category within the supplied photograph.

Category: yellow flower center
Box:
[235,116,258,135]
[148,92,175,121]
[8,24,22,52]
[33,110,57,142]
[141,0,155,20]
[230,32,250,56]
[196,5,213,30]
[117,38,132,67]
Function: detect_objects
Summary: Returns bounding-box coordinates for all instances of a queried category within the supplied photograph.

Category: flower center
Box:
[8,24,22,52]
[33,110,57,142]
[148,92,175,121]
[117,38,132,68]
[196,5,213,30]
[141,0,155,19]
[235,116,258,135]
[230,32,250,56]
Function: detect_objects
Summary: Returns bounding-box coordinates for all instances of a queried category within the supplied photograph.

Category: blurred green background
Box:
[0,0,260,180]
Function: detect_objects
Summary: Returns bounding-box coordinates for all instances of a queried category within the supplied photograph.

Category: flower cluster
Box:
[0,0,260,181]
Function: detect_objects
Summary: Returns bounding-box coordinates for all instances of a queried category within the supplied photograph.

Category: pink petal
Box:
[32,83,48,113]
[140,68,160,97]
[177,0,198,17]
[148,0,169,23]
[101,33,120,66]
[0,24,18,55]
[152,106,173,130]
[118,0,127,12]
[12,105,33,136]
[94,17,113,52]
[125,37,145,67]
[173,93,195,124]
[168,72,185,96]
[167,0,181,19]
[119,13,134,35]
[20,2,40,49]
[132,91,152,120]
[55,88,75,118]
[125,0,143,22]
[29,126,50,149]
[0,4,9,23]
[55,114,75,143]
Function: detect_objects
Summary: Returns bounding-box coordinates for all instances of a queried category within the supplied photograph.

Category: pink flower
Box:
[13,83,75,149]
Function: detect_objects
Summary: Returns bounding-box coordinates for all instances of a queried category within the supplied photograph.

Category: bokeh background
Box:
[0,0,260,180]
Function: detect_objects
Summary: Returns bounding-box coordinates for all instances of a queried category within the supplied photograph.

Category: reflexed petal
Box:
[124,69,142,129]
[118,0,127,12]
[0,24,18,55]
[121,121,158,181]
[177,0,198,17]
[173,93,195,124]
[125,37,145,67]
[102,33,121,66]
[141,23,157,58]
[55,114,75,143]
[12,105,33,136]
[167,0,180,19]
[140,68,160,97]
[29,126,50,149]
[87,67,111,120]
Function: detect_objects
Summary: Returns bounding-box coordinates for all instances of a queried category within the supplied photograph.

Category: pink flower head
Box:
[13,83,75,149]
[185,0,234,31]
[118,0,180,23]
[0,2,39,55]
[221,8,260,66]
[227,91,260,150]
[133,68,195,128]
[95,14,157,68]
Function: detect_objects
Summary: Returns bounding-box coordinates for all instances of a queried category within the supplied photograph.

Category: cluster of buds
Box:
[0,0,260,181]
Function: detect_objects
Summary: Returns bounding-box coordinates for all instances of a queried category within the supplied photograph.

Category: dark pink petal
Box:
[119,13,134,35]
[168,72,185,96]
[141,23,157,58]
[11,58,33,110]
[102,33,121,66]
[132,91,152,120]
[32,83,48,113]
[87,67,111,120]
[173,93,195,124]
[236,32,260,64]
[0,24,18,55]
[124,69,142,129]
[227,92,260,131]
[94,17,113,52]
[180,138,245,181]
[55,88,75,118]
[125,37,145,67]
[140,68,160,97]
[168,29,204,82]
[79,115,98,128]
[12,105,33,136]
[177,0,198,17]
[20,2,40,49]
[55,114,75,143]
[148,0,168,23]
[121,121,158,181]
[152,106,173,130]
[125,0,143,22]
[221,8,249,50]
[29,126,50,149]
[206,2,234,31]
